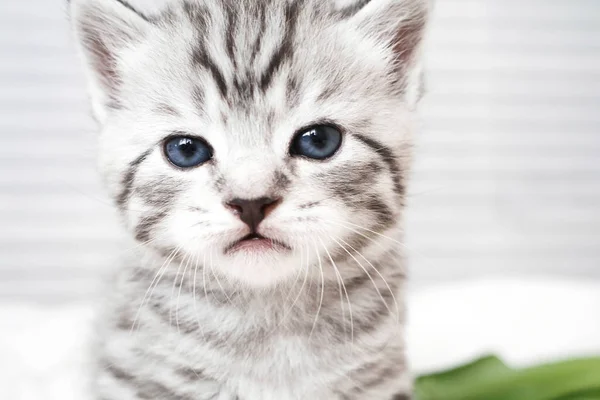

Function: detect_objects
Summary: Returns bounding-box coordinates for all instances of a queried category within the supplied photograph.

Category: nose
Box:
[226,197,281,231]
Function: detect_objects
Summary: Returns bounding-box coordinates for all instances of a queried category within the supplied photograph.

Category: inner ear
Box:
[352,0,429,63]
[80,24,121,92]
[70,0,151,118]
[341,0,430,103]
[390,8,428,70]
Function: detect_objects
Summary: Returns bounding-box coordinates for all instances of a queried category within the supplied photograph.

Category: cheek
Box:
[125,164,232,246]
[151,201,238,261]
[282,161,399,255]
[267,152,398,236]
[165,209,217,253]
[165,184,238,236]
[321,159,394,215]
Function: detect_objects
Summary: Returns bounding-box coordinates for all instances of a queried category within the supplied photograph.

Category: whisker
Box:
[146,246,182,329]
[279,242,310,328]
[192,249,206,340]
[174,250,192,336]
[323,218,404,245]
[130,245,181,335]
[279,246,304,308]
[169,248,189,332]
[337,237,401,323]
[113,226,173,259]
[309,239,325,341]
[329,235,393,317]
[209,247,234,306]
[324,217,439,273]
[317,236,354,347]
[202,249,211,305]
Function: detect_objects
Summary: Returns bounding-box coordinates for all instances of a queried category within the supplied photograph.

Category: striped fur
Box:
[70,0,429,398]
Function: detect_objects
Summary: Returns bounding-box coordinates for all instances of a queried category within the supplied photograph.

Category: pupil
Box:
[308,129,327,148]
[179,139,197,157]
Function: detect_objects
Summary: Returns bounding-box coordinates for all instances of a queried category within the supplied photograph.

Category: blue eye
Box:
[290,125,343,160]
[164,136,212,168]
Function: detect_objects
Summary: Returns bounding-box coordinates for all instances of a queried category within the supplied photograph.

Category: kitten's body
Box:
[98,249,408,399]
[69,0,429,399]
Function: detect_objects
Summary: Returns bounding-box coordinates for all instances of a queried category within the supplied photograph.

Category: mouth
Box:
[224,233,291,255]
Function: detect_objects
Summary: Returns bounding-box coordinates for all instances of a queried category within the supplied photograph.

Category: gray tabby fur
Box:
[69,0,429,398]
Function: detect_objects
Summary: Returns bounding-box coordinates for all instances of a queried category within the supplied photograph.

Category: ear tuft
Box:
[70,0,150,121]
[389,3,429,68]
[345,0,431,105]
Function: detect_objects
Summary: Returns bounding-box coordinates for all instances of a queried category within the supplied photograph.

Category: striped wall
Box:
[0,0,598,300]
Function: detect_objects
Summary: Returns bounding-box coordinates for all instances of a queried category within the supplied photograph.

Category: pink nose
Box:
[226,197,281,231]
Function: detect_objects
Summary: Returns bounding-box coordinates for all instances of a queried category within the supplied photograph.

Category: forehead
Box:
[128,2,390,99]
[115,0,397,148]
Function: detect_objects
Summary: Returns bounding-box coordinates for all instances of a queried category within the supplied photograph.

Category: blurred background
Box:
[0,1,599,397]
[1,0,598,301]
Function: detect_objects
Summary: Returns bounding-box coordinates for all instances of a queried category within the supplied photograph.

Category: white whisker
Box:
[279,246,304,308]
[337,236,400,323]
[130,245,181,335]
[325,217,440,273]
[329,235,393,317]
[279,242,310,327]
[318,236,354,347]
[209,247,234,306]
[202,249,210,306]
[191,249,206,340]
[169,249,189,332]
[309,238,325,341]
[175,249,192,336]
[324,218,404,245]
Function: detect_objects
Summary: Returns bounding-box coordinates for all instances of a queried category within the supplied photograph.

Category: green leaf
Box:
[415,355,512,399]
[553,387,600,400]
[415,356,600,400]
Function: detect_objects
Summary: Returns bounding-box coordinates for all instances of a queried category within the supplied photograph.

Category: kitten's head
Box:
[70,0,429,288]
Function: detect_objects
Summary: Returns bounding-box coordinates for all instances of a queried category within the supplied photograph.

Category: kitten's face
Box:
[72,0,428,287]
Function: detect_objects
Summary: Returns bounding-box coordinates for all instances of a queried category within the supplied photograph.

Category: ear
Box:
[341,0,431,105]
[69,0,151,121]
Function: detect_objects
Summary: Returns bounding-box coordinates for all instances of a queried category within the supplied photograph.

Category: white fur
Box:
[70,0,429,398]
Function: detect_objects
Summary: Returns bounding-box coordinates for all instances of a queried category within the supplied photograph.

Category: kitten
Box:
[69,0,429,399]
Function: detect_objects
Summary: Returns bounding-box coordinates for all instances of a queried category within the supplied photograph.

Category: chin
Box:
[213,245,301,289]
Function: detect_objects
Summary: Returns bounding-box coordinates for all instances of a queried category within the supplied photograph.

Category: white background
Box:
[0,0,599,301]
